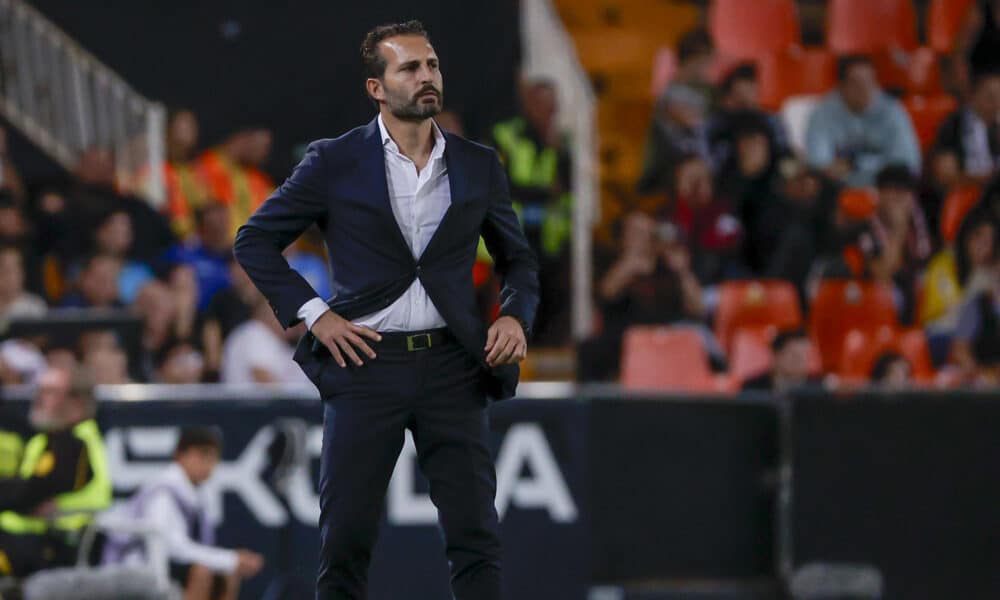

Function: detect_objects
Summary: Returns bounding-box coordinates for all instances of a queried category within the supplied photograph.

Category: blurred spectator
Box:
[660,153,744,284]
[71,147,176,262]
[0,190,43,295]
[131,272,199,364]
[0,127,26,203]
[156,340,205,384]
[709,63,789,167]
[805,55,921,187]
[870,352,914,391]
[578,213,707,381]
[951,258,1000,383]
[162,202,234,311]
[0,339,47,385]
[195,125,275,240]
[201,260,255,380]
[221,287,309,385]
[952,1,1000,94]
[0,245,46,334]
[742,329,820,392]
[931,70,1000,187]
[0,366,110,578]
[637,83,711,195]
[492,77,573,344]
[870,165,933,323]
[669,27,716,105]
[60,254,124,309]
[158,109,209,239]
[88,208,155,304]
[84,345,132,385]
[102,427,264,598]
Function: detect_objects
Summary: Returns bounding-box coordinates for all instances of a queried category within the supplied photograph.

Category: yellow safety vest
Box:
[0,430,23,478]
[0,419,111,535]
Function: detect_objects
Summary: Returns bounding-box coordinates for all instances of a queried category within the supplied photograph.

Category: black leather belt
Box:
[375,328,454,351]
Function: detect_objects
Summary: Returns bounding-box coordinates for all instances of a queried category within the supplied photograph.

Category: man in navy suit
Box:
[233,20,539,600]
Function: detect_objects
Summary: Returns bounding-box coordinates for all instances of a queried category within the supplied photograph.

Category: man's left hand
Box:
[485,316,527,367]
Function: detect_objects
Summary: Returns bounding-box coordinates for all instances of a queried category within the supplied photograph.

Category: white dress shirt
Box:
[297,114,450,332]
[117,463,237,574]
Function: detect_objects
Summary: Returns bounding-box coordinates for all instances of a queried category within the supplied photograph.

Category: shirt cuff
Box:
[298,297,330,331]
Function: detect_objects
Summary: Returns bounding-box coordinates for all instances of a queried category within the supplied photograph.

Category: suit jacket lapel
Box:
[418,131,472,262]
[357,118,413,261]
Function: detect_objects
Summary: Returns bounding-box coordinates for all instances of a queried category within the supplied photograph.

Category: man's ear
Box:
[366,78,384,103]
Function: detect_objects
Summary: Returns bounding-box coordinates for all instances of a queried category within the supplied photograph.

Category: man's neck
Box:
[380,110,435,165]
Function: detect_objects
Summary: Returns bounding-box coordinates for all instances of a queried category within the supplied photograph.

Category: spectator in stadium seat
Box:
[637,83,712,195]
[86,209,155,304]
[157,109,209,240]
[668,27,716,106]
[0,190,43,295]
[0,366,110,578]
[870,352,914,391]
[709,63,789,168]
[492,77,573,345]
[660,153,745,284]
[155,340,205,384]
[161,202,234,311]
[60,254,124,309]
[931,70,1000,187]
[220,285,310,385]
[870,165,933,324]
[805,55,921,187]
[71,147,176,262]
[0,245,46,334]
[102,427,263,600]
[950,258,1000,384]
[742,329,821,392]
[194,125,275,240]
[577,212,711,381]
[201,260,255,381]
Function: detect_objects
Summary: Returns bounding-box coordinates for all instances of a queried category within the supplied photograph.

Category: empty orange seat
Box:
[827,0,918,53]
[904,94,958,151]
[940,185,982,243]
[714,280,803,354]
[758,46,836,110]
[838,188,878,221]
[621,326,727,392]
[709,0,800,60]
[928,0,975,53]
[810,280,900,372]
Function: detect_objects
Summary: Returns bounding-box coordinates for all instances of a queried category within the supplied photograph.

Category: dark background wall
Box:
[10,0,521,183]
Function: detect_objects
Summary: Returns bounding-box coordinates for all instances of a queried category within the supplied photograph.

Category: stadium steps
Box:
[589,579,781,600]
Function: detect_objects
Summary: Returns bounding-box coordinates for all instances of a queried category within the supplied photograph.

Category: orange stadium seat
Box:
[940,185,982,243]
[758,45,836,110]
[729,326,776,383]
[928,0,975,53]
[714,279,803,353]
[621,326,731,392]
[809,280,900,372]
[839,327,935,384]
[827,0,918,54]
[897,328,935,383]
[838,187,878,221]
[708,0,800,60]
[904,94,959,150]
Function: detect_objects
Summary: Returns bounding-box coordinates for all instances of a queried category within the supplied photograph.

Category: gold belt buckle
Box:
[406,333,432,351]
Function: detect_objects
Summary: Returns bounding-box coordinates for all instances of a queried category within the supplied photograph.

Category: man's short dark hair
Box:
[720,63,758,95]
[875,164,917,191]
[837,54,873,82]
[175,426,223,455]
[772,328,809,353]
[361,20,430,80]
[676,27,713,63]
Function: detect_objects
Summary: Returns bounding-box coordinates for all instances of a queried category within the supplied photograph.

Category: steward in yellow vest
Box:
[0,367,110,577]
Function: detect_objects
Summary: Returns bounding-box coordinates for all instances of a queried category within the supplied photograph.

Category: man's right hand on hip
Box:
[311,311,383,368]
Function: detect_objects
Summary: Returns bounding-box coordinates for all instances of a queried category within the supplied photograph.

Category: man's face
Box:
[523,83,557,134]
[177,447,220,486]
[96,212,133,256]
[30,368,74,431]
[841,63,878,113]
[370,34,443,121]
[774,338,812,381]
[728,78,759,110]
[81,257,121,307]
[973,75,1000,121]
[168,111,199,155]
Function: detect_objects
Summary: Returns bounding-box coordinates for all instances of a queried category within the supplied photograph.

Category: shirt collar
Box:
[377,113,446,160]
[163,462,200,504]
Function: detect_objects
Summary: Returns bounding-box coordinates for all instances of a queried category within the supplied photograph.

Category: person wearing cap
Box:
[0,366,111,577]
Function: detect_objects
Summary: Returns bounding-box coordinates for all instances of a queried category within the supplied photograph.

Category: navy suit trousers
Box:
[315,333,502,600]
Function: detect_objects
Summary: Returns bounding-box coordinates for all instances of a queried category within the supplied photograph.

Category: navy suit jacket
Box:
[233,117,539,400]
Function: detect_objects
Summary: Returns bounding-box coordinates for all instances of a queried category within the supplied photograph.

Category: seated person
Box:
[709,63,789,168]
[103,427,263,600]
[742,329,821,393]
[0,366,110,578]
[931,69,1000,188]
[951,259,1000,385]
[870,352,914,391]
[805,55,921,187]
[578,212,708,381]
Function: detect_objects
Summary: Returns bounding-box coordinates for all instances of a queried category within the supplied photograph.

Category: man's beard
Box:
[387,85,443,121]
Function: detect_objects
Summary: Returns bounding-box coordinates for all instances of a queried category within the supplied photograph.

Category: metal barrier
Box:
[0,0,165,206]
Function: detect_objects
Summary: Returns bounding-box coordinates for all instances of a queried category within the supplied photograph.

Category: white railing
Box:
[0,0,165,206]
[520,0,598,340]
